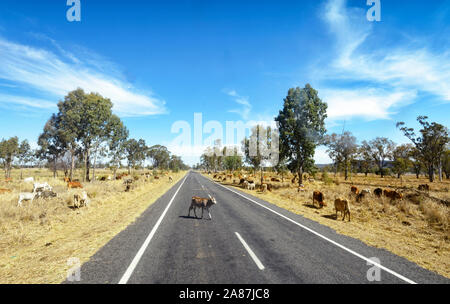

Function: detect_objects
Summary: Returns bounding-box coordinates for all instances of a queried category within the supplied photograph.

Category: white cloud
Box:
[224,89,252,120]
[0,36,167,117]
[317,0,450,120]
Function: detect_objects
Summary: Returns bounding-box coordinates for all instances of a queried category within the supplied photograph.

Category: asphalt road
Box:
[66,171,449,284]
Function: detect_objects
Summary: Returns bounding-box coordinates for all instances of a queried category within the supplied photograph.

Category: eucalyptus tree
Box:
[324,131,358,180]
[0,137,19,178]
[397,116,449,182]
[275,84,327,185]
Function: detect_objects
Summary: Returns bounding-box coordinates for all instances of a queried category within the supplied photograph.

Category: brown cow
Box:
[334,198,351,221]
[188,196,217,220]
[312,191,326,208]
[350,186,359,195]
[67,181,83,189]
[356,189,371,202]
[383,189,403,200]
[0,188,12,194]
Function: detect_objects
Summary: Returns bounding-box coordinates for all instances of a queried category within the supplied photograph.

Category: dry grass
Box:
[0,169,187,284]
[204,172,450,278]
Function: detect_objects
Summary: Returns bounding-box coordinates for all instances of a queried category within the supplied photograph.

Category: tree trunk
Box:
[438,160,442,182]
[70,151,75,182]
[53,158,57,178]
[298,166,303,186]
[429,164,434,182]
[344,159,348,180]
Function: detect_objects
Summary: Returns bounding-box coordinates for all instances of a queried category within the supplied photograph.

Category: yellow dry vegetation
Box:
[0,169,187,284]
[204,171,450,278]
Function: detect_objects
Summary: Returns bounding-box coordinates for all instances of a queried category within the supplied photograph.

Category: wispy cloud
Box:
[0,36,167,117]
[316,0,450,120]
[224,89,252,120]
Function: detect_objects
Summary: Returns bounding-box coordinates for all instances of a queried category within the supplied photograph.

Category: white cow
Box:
[33,182,52,193]
[17,192,37,207]
[23,177,34,183]
[73,191,90,208]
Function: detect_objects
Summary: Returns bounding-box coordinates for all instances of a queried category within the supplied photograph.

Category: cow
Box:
[169,176,173,182]
[271,177,281,182]
[0,188,12,194]
[67,181,83,189]
[188,196,217,220]
[23,177,34,183]
[356,189,371,202]
[374,188,383,197]
[334,198,351,221]
[384,189,403,200]
[64,177,71,183]
[154,176,160,180]
[33,182,52,193]
[312,191,326,208]
[350,186,359,195]
[73,191,90,208]
[247,182,256,190]
[242,180,249,189]
[17,192,37,207]
[36,190,57,200]
[260,183,268,193]
[418,184,430,191]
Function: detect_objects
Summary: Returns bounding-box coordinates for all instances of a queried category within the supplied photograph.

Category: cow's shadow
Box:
[303,203,321,209]
[322,214,338,220]
[179,215,205,220]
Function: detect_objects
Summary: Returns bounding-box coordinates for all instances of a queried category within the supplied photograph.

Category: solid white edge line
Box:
[118,174,189,284]
[235,232,265,270]
[206,176,416,284]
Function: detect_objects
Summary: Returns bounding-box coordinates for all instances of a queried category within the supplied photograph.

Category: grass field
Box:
[204,171,450,278]
[0,168,187,284]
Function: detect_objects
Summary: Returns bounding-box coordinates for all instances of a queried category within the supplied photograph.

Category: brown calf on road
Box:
[188,196,217,220]
[334,198,351,221]
[312,191,326,209]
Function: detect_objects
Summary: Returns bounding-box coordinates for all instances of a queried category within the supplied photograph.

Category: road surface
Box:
[67,171,449,284]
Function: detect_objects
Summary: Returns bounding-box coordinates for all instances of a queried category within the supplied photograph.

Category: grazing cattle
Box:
[356,189,371,202]
[239,178,246,185]
[374,188,383,197]
[334,198,351,221]
[242,180,249,189]
[33,182,52,193]
[247,182,256,190]
[169,176,173,182]
[36,190,57,199]
[133,176,140,181]
[188,196,217,220]
[350,186,359,195]
[73,191,90,208]
[67,181,83,189]
[0,188,12,194]
[23,177,34,183]
[63,177,71,183]
[260,183,268,193]
[271,177,281,182]
[17,192,37,207]
[384,189,403,200]
[312,191,326,208]
[154,176,160,180]
[418,184,430,191]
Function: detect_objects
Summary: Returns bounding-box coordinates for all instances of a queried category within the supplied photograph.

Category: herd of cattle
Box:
[0,172,174,208]
[211,172,433,222]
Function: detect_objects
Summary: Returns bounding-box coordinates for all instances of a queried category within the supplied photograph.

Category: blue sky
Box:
[0,0,449,165]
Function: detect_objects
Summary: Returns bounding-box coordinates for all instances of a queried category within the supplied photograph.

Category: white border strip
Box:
[235,232,265,270]
[209,177,416,284]
[118,174,189,284]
